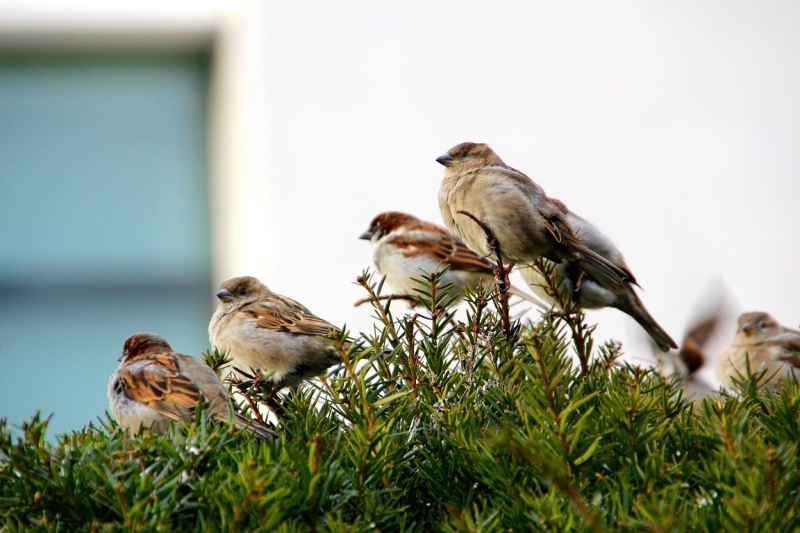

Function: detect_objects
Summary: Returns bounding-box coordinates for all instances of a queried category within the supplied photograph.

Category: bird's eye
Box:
[458,151,469,159]
[237,288,247,297]
[759,321,765,329]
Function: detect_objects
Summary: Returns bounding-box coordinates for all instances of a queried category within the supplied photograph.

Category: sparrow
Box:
[656,307,722,401]
[436,142,628,286]
[359,211,546,308]
[716,312,800,392]
[108,333,276,440]
[516,199,677,351]
[208,276,342,389]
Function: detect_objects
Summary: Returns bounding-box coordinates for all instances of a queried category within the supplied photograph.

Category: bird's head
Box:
[215,276,270,311]
[736,311,779,341]
[359,211,418,242]
[436,142,503,171]
[120,333,172,362]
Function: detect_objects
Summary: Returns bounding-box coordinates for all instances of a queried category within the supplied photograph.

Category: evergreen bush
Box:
[2,271,799,531]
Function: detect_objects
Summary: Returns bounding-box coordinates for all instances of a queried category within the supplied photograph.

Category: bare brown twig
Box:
[353,294,418,308]
[456,210,512,340]
[227,367,286,423]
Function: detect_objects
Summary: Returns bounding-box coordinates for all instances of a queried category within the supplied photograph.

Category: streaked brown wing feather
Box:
[118,352,203,421]
[445,238,496,273]
[675,314,723,374]
[772,332,800,367]
[390,232,495,274]
[246,293,339,337]
[491,165,575,246]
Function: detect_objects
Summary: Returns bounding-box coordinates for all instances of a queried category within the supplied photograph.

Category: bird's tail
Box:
[618,290,677,352]
[232,412,278,441]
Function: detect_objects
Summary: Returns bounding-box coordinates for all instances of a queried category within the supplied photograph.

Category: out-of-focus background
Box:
[2,0,799,436]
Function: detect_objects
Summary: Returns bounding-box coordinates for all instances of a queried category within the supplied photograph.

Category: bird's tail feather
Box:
[232,412,278,441]
[619,291,677,352]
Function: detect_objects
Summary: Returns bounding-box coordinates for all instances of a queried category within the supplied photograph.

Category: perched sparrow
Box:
[717,312,800,392]
[436,142,628,286]
[209,276,342,389]
[359,211,546,307]
[517,200,677,351]
[108,333,276,440]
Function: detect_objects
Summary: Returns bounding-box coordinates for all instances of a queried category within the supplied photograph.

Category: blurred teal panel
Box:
[0,55,212,437]
[0,56,210,283]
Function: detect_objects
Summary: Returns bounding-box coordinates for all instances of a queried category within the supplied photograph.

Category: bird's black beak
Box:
[359,228,374,240]
[741,322,755,336]
[436,153,455,167]
[216,289,234,303]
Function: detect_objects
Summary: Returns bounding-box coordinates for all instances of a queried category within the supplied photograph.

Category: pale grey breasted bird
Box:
[209,276,343,390]
[436,142,628,287]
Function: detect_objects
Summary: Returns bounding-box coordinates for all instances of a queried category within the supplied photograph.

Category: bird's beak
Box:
[436,153,455,167]
[216,289,234,303]
[359,228,374,240]
[741,322,755,336]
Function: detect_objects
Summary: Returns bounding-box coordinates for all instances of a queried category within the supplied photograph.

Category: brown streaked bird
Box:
[717,312,800,392]
[209,276,342,389]
[108,333,276,440]
[359,211,547,308]
[656,308,723,401]
[436,142,628,286]
[517,199,676,351]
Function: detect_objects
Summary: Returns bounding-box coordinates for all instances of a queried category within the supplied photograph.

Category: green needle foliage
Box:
[2,270,800,531]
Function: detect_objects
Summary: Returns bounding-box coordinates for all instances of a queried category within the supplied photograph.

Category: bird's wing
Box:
[388,228,495,274]
[771,331,800,367]
[488,165,578,246]
[677,313,724,374]
[118,353,204,422]
[243,293,339,337]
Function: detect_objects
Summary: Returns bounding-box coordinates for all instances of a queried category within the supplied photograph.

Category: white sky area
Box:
[4,1,800,388]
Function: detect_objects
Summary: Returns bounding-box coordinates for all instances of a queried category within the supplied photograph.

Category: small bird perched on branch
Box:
[359,211,546,308]
[716,312,800,392]
[517,199,676,351]
[108,333,276,440]
[436,142,628,286]
[209,276,343,390]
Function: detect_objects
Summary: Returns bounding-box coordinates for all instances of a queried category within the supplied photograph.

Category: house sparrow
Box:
[516,199,677,351]
[209,276,342,389]
[717,312,800,392]
[656,309,721,401]
[108,333,276,440]
[436,142,628,286]
[359,211,546,308]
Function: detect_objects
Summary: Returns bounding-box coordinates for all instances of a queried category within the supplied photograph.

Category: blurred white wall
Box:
[3,0,800,411]
[256,1,800,386]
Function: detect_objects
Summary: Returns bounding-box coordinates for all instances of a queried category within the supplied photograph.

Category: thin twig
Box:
[533,258,592,376]
[456,210,512,340]
[228,367,283,423]
[353,294,417,308]
[467,294,488,383]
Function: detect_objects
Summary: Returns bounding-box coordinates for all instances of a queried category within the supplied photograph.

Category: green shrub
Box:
[2,271,799,532]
